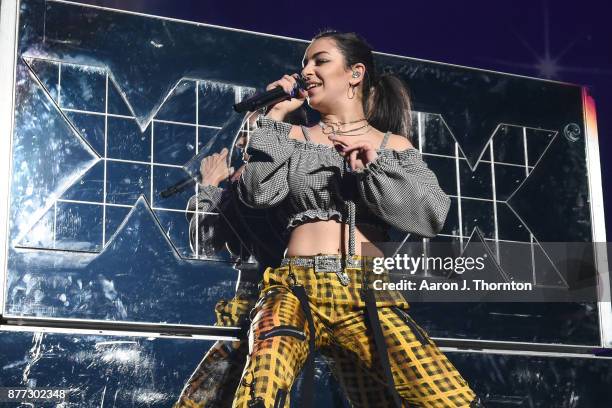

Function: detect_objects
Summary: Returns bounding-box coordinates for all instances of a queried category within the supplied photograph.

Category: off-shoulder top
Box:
[237,116,451,256]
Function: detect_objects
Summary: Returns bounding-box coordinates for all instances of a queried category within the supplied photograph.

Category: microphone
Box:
[160,177,196,198]
[233,76,307,113]
[162,74,305,199]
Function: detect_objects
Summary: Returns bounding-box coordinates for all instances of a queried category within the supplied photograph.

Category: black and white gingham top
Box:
[237,116,451,255]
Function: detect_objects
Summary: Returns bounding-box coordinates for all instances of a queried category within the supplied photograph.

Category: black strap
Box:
[291,284,316,408]
[364,289,404,408]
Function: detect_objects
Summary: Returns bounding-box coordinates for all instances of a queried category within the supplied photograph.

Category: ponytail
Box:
[312,30,413,140]
[366,74,412,140]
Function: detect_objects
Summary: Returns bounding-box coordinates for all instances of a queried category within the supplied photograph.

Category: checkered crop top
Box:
[237,116,450,254]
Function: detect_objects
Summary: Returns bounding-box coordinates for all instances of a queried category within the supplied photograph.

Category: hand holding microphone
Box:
[233,74,307,115]
[263,74,307,119]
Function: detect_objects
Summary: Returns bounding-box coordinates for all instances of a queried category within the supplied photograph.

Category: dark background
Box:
[74,0,612,241]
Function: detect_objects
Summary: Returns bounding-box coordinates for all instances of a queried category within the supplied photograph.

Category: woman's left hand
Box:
[328,135,378,171]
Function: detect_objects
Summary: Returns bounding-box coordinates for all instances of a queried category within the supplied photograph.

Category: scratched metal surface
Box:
[4,0,599,343]
[1,1,609,406]
[1,330,611,407]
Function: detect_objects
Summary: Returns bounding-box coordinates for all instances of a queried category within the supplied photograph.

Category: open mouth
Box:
[306,82,322,90]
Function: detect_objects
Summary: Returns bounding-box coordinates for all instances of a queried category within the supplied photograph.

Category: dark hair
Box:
[284,105,309,126]
[312,30,412,139]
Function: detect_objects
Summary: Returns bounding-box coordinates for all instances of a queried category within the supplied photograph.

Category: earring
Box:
[347,85,356,99]
[348,72,359,99]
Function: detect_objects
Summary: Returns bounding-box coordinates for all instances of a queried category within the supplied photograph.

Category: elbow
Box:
[421,188,451,237]
[385,187,451,237]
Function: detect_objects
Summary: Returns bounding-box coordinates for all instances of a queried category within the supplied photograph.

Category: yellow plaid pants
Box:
[174,296,407,408]
[173,296,254,408]
[233,258,477,408]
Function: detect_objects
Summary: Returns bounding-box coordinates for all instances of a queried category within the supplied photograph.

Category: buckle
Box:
[345,257,361,268]
[314,255,341,272]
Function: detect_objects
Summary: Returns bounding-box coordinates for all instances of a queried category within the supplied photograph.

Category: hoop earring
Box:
[347,85,356,100]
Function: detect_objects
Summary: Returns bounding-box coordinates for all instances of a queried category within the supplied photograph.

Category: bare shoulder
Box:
[385,133,414,151]
[288,124,307,141]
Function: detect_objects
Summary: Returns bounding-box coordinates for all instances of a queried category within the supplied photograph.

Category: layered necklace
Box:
[319,118,370,136]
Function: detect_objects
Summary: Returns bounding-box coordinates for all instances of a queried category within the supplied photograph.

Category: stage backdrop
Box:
[0,0,610,406]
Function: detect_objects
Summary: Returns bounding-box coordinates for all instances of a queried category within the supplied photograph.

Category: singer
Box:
[234,31,483,407]
[176,123,415,407]
[175,114,394,407]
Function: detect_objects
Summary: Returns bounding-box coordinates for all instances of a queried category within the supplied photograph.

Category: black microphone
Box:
[233,76,307,113]
[160,177,197,198]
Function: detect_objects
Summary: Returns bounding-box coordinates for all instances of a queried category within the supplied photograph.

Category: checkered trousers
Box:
[173,338,248,408]
[232,261,477,408]
[174,295,396,408]
[173,297,255,408]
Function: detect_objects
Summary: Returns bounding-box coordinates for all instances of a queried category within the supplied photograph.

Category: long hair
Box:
[312,30,412,139]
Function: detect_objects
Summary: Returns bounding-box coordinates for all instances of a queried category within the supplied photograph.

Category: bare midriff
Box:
[285,219,386,257]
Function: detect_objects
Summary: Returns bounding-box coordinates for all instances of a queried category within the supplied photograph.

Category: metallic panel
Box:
[1,0,609,354]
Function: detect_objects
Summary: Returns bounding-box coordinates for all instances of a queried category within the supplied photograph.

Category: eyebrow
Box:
[302,51,331,66]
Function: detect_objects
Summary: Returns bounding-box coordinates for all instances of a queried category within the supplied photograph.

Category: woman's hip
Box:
[259,254,409,309]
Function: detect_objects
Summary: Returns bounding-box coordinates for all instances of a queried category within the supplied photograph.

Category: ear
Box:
[349,63,366,86]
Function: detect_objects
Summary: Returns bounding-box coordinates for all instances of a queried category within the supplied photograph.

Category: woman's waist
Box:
[286,220,386,257]
[281,254,376,270]
[270,254,385,286]
[262,255,408,307]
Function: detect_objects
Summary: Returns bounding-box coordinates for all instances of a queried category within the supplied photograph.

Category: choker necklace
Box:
[321,117,367,126]
[319,118,370,136]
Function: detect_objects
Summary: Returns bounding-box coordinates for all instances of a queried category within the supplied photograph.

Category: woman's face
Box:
[301,38,355,111]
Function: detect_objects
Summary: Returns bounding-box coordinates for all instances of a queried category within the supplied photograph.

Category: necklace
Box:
[319,119,370,136]
[320,117,367,126]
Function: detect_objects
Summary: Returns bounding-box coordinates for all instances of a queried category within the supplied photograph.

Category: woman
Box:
[234,31,481,407]
[177,114,370,408]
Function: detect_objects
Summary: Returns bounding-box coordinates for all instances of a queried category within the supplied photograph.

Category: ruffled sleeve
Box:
[355,148,451,237]
[186,184,224,216]
[185,184,227,255]
[237,117,295,208]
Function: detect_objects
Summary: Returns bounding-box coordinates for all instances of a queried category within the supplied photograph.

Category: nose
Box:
[301,64,314,79]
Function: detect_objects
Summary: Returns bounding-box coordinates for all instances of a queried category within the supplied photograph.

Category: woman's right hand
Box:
[264,74,306,120]
[200,148,233,187]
